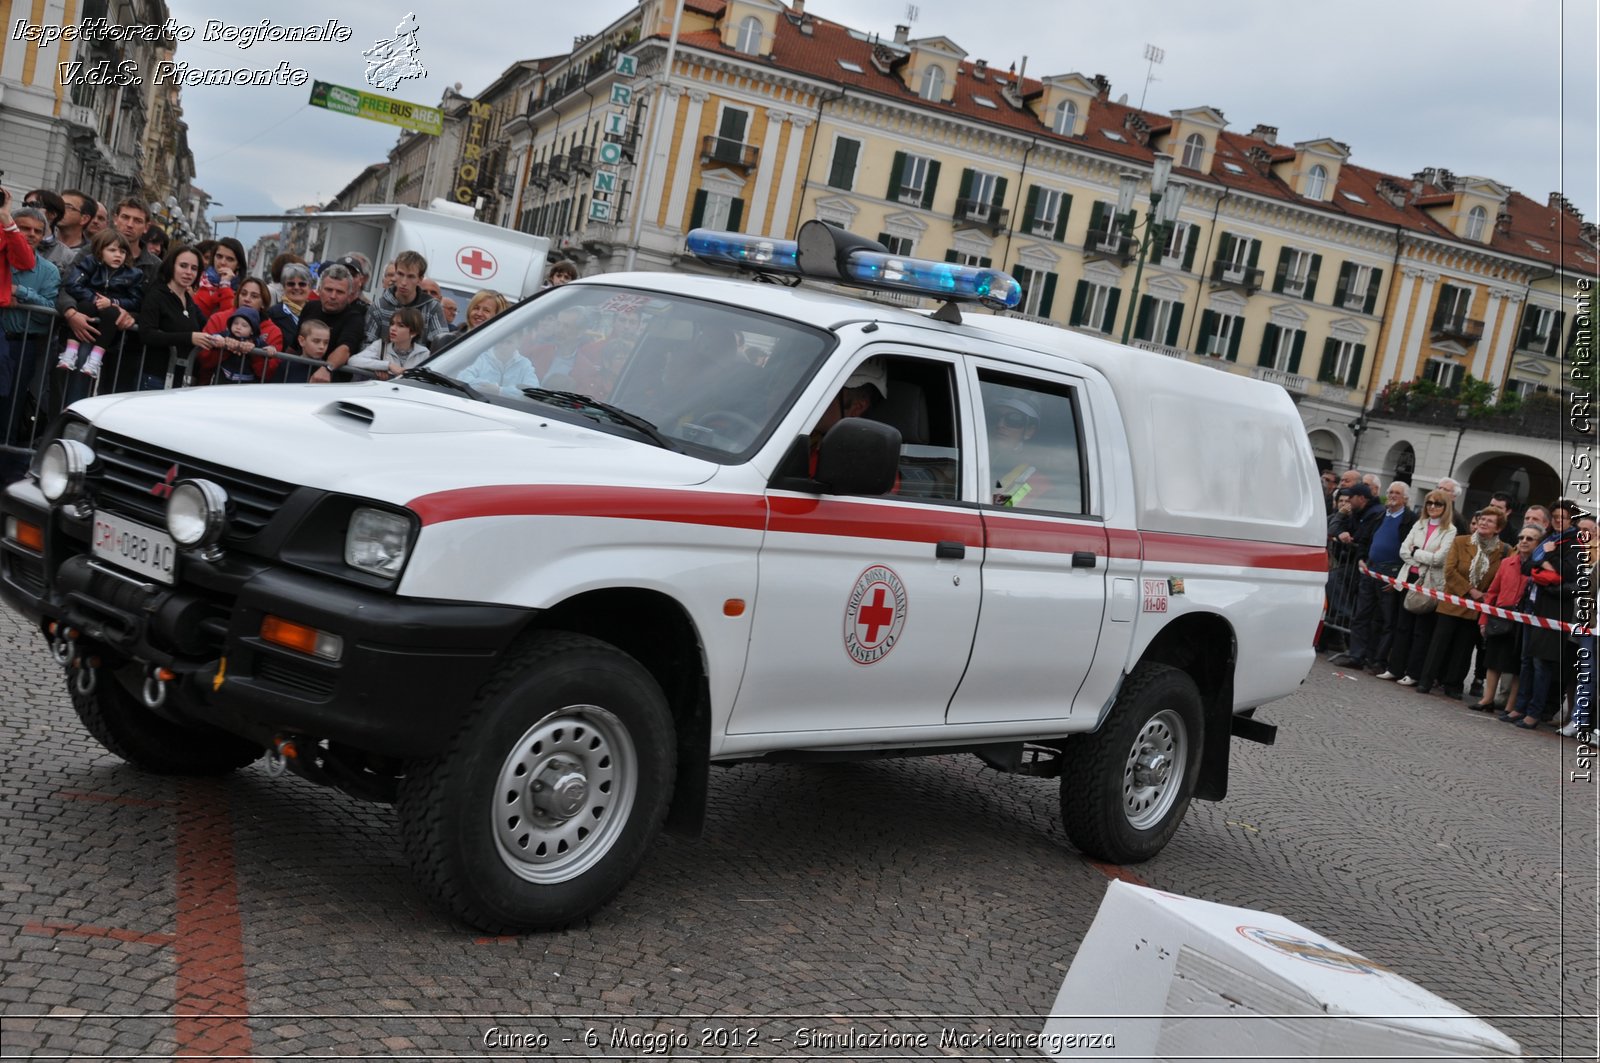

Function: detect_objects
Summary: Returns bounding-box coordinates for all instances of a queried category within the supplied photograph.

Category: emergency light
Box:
[686,221,1023,312]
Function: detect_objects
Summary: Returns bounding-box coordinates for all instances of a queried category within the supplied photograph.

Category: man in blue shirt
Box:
[1330,481,1418,671]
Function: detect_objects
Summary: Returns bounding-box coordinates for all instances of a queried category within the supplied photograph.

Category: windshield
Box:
[418,284,834,458]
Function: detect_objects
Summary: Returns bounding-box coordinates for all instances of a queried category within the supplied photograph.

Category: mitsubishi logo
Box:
[150,464,179,499]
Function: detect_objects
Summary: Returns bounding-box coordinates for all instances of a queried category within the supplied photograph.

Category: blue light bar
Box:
[843,252,1023,310]
[686,229,800,272]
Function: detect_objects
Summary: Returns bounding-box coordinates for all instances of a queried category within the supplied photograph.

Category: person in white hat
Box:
[987,393,1050,507]
[807,359,887,473]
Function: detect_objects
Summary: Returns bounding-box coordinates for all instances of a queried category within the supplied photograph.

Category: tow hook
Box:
[141,666,175,709]
[70,656,99,696]
[266,735,300,778]
[48,623,75,666]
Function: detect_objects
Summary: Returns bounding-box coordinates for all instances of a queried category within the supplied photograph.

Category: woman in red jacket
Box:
[195,277,283,384]
[1473,525,1536,710]
[192,236,246,318]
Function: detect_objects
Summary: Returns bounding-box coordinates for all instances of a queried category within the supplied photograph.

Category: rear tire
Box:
[397,632,676,933]
[1060,663,1202,863]
[71,664,262,775]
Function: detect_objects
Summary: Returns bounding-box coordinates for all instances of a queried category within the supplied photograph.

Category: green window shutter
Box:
[1088,200,1107,237]
[1364,268,1383,315]
[979,256,992,268]
[1335,262,1353,306]
[1246,238,1261,268]
[1318,338,1339,383]
[689,189,707,229]
[944,249,958,263]
[1228,320,1243,361]
[1023,185,1039,230]
[887,151,906,201]
[1304,254,1322,302]
[1039,272,1057,318]
[1549,311,1567,356]
[878,232,894,247]
[921,160,941,209]
[1070,280,1088,326]
[1347,343,1366,389]
[1054,193,1072,242]
[727,198,744,231]
[1260,322,1281,365]
[1102,288,1121,335]
[828,138,859,190]
[992,176,1008,211]
[1181,226,1199,271]
[957,168,974,202]
[1165,303,1184,346]
[1515,306,1538,350]
[1134,295,1153,340]
[1197,309,1216,353]
[1287,329,1306,374]
[1217,232,1235,268]
[1272,248,1291,294]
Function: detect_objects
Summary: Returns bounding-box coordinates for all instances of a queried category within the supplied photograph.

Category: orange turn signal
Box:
[260,615,344,661]
[723,598,746,617]
[6,516,43,552]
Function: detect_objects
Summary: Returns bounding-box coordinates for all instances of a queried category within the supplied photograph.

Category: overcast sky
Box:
[160,0,1597,242]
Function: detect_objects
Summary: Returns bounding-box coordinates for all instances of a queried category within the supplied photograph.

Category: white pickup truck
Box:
[1,223,1325,932]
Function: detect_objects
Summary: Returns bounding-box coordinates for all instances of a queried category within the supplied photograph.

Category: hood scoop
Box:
[316,396,509,435]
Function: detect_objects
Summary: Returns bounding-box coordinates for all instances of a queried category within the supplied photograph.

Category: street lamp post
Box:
[1117,152,1186,346]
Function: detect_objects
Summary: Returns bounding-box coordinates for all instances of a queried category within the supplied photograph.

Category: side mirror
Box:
[815,417,900,496]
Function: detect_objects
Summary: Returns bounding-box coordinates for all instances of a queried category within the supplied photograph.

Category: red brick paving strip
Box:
[174,778,253,1057]
[23,919,177,948]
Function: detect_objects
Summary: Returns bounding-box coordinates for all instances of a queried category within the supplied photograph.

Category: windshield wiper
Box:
[520,388,680,451]
[403,365,487,402]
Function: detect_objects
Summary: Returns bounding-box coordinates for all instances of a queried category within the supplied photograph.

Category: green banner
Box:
[309,80,442,136]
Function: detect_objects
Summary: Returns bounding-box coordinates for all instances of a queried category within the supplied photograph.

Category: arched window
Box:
[1053,100,1077,136]
[1181,133,1206,170]
[1305,164,1327,200]
[1465,205,1487,241]
[919,64,945,102]
[736,15,762,55]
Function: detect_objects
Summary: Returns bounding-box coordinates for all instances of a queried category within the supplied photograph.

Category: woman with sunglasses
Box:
[1499,521,1567,729]
[1380,490,1456,686]
[264,262,314,356]
[1414,507,1507,699]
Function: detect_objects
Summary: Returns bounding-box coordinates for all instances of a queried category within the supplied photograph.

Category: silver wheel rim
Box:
[1122,708,1187,831]
[492,705,636,883]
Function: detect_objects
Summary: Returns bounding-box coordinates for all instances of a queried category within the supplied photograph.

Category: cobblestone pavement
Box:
[1,599,1596,1060]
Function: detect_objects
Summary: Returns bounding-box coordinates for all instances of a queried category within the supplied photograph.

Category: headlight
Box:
[39,439,95,503]
[344,507,412,578]
[166,479,230,550]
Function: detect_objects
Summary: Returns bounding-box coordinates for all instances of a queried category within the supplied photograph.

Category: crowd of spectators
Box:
[0,183,523,484]
[1322,469,1594,739]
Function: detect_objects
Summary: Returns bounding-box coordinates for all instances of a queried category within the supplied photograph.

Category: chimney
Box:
[974,59,987,80]
[894,24,909,45]
[1581,221,1598,247]
[1250,123,1277,146]
[792,0,804,14]
[1090,73,1110,98]
[1017,55,1027,83]
[1495,211,1513,234]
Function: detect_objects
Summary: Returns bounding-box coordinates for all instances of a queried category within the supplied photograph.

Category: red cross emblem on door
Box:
[457,246,498,279]
[843,564,908,665]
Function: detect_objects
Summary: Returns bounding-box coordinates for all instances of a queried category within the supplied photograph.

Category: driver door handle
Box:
[935,540,966,560]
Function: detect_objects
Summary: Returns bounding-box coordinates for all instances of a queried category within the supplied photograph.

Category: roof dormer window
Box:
[736,15,762,55]
[919,64,945,102]
[1465,205,1487,241]
[1306,164,1327,200]
[1181,133,1205,170]
[1053,100,1077,136]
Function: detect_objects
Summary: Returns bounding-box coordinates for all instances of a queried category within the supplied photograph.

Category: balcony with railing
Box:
[952,199,1009,235]
[1083,227,1135,267]
[700,135,759,171]
[527,161,549,189]
[1209,260,1264,293]
[569,144,594,176]
[1431,311,1485,344]
[547,154,570,183]
[1253,366,1311,394]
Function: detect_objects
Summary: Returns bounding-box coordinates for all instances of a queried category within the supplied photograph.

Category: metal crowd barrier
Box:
[1,304,372,482]
[1319,542,1362,651]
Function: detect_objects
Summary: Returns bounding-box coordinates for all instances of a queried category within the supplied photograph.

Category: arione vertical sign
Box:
[590,55,635,223]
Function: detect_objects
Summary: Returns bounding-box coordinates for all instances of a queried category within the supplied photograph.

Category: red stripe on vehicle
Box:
[1140,530,1328,572]
[408,485,769,531]
[982,513,1110,555]
[767,495,984,546]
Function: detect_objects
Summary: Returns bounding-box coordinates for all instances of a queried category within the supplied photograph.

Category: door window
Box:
[978,372,1086,515]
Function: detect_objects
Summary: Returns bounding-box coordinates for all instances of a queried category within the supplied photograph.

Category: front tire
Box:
[397,632,676,932]
[1060,663,1203,863]
[71,664,262,775]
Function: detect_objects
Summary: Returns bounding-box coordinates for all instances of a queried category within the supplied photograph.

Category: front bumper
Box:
[2,479,529,757]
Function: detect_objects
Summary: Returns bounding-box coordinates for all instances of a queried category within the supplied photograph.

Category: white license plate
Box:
[91,512,177,585]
